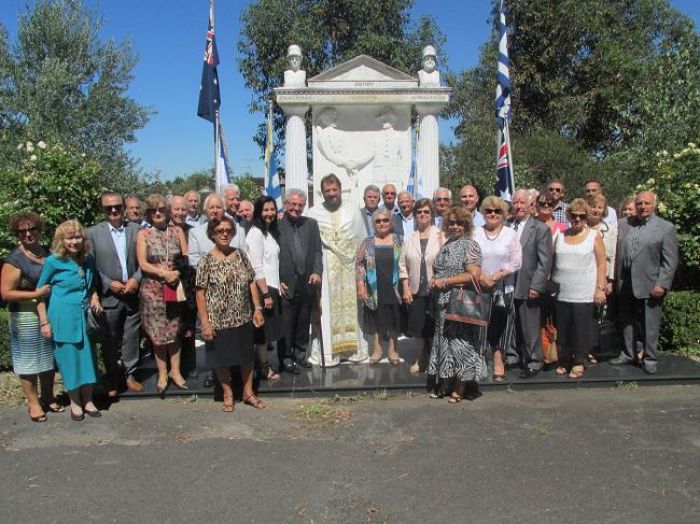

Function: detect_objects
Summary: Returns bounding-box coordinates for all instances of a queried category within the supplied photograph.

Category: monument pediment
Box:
[307,55,418,89]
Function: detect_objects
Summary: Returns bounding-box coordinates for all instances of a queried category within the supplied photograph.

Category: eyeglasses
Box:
[415,210,432,216]
[383,192,396,196]
[434,197,450,202]
[17,226,39,235]
[103,204,124,213]
[149,207,167,214]
[537,201,552,208]
[214,228,232,236]
[447,220,463,227]
[484,208,503,215]
[569,213,587,220]
[374,218,390,224]
[547,187,563,193]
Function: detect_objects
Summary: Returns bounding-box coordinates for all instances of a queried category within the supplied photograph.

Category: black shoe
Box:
[70,410,84,422]
[282,361,299,375]
[643,364,658,375]
[203,374,214,388]
[519,368,539,379]
[609,355,633,366]
[84,408,102,418]
[505,362,520,371]
[463,381,482,401]
[296,357,313,369]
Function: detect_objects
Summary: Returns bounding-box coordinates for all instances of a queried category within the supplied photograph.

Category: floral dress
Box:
[139,226,183,345]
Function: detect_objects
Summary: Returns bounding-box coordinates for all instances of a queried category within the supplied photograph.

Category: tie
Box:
[513,221,520,232]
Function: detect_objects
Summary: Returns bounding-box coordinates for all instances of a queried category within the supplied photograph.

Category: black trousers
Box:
[279,275,316,362]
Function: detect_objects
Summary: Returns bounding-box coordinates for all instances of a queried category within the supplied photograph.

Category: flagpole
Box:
[503,119,515,193]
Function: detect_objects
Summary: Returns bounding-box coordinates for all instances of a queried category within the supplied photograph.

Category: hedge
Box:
[0,308,9,370]
[660,291,700,355]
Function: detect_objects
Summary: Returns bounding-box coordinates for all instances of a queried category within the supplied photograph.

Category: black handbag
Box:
[86,307,108,340]
[445,275,490,327]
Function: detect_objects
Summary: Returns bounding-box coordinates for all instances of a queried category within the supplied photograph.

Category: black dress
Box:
[365,245,401,340]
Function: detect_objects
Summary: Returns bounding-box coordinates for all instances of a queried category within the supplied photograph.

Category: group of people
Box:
[1,173,678,419]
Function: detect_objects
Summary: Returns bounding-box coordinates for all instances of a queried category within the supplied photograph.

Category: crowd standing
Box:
[1,175,680,419]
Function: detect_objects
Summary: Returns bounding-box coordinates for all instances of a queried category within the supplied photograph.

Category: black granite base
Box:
[115,338,700,399]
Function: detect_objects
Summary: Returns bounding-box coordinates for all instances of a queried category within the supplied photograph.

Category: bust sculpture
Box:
[418,45,440,86]
[284,44,306,87]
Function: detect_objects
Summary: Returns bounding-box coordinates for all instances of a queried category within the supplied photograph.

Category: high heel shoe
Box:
[28,408,47,423]
[156,380,168,399]
[70,410,84,422]
[168,373,188,390]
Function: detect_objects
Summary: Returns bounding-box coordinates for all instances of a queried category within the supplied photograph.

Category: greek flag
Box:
[407,118,423,199]
[215,122,231,194]
[495,0,515,201]
[264,101,282,208]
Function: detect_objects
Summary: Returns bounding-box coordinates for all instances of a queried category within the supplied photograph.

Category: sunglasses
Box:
[569,213,587,220]
[434,197,450,202]
[447,220,463,227]
[374,218,391,224]
[149,207,167,214]
[415,210,432,216]
[214,228,232,236]
[103,204,124,212]
[547,187,563,193]
[537,201,552,208]
[17,226,39,235]
[383,192,396,196]
[484,208,503,215]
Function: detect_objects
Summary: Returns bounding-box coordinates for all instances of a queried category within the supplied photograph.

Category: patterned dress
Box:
[4,247,54,375]
[428,236,486,381]
[139,226,183,345]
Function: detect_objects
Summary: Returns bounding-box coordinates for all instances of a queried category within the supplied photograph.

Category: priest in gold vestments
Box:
[307,174,369,366]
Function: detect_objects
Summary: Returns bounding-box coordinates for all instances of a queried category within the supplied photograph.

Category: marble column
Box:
[283,105,309,194]
[415,104,440,199]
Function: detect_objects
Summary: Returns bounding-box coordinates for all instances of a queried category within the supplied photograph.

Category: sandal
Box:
[222,395,234,413]
[369,353,383,365]
[43,402,65,413]
[28,408,47,423]
[389,358,401,366]
[568,366,585,379]
[492,374,505,382]
[263,366,281,381]
[588,353,598,364]
[448,394,462,404]
[244,394,267,410]
[555,367,567,376]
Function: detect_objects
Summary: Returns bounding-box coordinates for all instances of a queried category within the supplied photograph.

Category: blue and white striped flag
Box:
[264,101,282,208]
[215,121,231,194]
[406,119,419,198]
[495,0,515,201]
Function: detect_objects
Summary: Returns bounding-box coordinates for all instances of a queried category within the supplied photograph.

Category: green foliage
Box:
[236,175,263,202]
[238,0,446,150]
[0,308,10,371]
[0,141,103,256]
[639,143,700,289]
[0,0,152,192]
[660,291,700,354]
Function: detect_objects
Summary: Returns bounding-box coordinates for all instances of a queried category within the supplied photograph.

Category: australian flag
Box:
[495,0,515,201]
[197,1,220,123]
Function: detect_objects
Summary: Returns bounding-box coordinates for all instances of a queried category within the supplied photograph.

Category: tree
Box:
[238,0,446,150]
[0,0,152,192]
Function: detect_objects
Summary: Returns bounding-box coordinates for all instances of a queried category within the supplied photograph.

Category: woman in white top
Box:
[399,198,444,373]
[552,199,607,379]
[474,196,522,382]
[246,196,282,381]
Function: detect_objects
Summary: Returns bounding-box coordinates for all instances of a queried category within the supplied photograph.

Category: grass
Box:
[615,380,639,391]
[536,423,552,436]
[0,372,24,406]
[294,402,352,428]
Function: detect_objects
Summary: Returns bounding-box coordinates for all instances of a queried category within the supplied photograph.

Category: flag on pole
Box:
[197,0,220,123]
[215,121,231,194]
[495,0,515,201]
[406,119,421,198]
[264,101,282,208]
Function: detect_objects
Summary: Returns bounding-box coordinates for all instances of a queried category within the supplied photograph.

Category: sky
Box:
[1,0,698,181]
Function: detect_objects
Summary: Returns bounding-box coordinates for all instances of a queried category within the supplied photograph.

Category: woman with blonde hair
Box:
[38,220,103,421]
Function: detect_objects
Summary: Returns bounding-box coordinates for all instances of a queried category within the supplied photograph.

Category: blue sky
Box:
[1,0,698,181]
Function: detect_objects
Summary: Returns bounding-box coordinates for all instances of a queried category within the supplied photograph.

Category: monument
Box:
[274,46,450,366]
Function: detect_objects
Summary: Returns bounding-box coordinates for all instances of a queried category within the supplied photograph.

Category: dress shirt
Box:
[185,214,203,227]
[552,202,570,227]
[246,227,281,289]
[380,202,401,215]
[434,215,443,230]
[109,224,129,281]
[472,210,485,228]
[399,213,415,236]
[512,215,530,243]
[605,206,618,229]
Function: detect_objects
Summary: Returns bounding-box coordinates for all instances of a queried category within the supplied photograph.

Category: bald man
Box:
[459,184,485,227]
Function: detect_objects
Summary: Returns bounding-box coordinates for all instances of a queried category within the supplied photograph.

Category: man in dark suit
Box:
[277,188,323,373]
[507,189,553,378]
[611,190,678,374]
[88,191,143,396]
[360,184,380,236]
[392,191,415,237]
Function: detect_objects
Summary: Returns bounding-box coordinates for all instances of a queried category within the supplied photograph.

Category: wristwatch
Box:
[255,306,264,311]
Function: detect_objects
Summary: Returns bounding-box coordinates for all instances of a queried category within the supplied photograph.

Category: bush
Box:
[661,291,700,355]
[0,308,11,371]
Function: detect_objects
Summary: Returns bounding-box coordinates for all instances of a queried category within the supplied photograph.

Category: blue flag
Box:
[495,0,515,201]
[197,1,220,123]
[264,102,282,208]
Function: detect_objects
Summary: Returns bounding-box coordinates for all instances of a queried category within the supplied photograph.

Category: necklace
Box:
[484,226,503,241]
[19,244,44,264]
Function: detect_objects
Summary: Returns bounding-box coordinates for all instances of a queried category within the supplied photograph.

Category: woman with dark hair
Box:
[1,213,59,422]
[38,220,102,421]
[246,196,282,380]
[196,216,266,413]
[136,193,189,396]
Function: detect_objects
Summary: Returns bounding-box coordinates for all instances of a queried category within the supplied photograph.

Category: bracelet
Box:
[202,324,211,330]
[262,291,271,299]
[596,285,606,291]
[255,306,263,311]
[40,321,49,327]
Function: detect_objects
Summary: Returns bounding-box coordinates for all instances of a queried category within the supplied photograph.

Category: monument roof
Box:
[307,54,418,88]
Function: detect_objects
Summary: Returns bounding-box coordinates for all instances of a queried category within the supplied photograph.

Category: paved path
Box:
[1,386,698,523]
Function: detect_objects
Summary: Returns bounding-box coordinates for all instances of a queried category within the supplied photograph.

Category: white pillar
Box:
[283,105,309,195]
[415,104,440,199]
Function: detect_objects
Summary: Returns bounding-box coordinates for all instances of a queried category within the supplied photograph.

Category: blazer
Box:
[87,221,141,307]
[511,217,552,300]
[615,215,678,299]
[188,221,247,267]
[277,215,323,295]
[399,226,444,294]
[392,213,417,237]
[38,254,95,344]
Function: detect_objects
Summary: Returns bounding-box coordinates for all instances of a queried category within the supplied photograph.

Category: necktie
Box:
[513,221,520,232]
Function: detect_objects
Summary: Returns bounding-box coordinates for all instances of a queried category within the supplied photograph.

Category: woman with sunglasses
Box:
[399,198,444,373]
[196,216,266,413]
[551,199,607,379]
[1,213,60,422]
[136,194,189,396]
[355,208,403,365]
[474,196,522,382]
[536,195,567,236]
[428,206,484,403]
[246,196,282,381]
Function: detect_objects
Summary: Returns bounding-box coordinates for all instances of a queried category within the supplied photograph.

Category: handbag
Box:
[163,280,186,303]
[540,317,558,364]
[445,275,490,326]
[86,307,108,340]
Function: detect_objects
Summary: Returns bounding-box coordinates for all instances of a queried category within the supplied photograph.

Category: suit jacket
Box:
[360,207,376,236]
[278,215,323,295]
[188,221,247,268]
[512,217,552,300]
[87,221,141,307]
[399,226,444,294]
[392,213,417,237]
[615,215,678,299]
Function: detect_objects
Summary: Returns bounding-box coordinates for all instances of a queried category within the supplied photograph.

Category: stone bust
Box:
[418,45,440,86]
[284,44,306,87]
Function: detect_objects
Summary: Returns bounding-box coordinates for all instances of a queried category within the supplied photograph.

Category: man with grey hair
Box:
[184,190,204,227]
[433,187,452,228]
[380,183,400,215]
[237,199,254,222]
[276,188,323,372]
[188,193,246,268]
[392,190,415,236]
[360,184,381,236]
[611,190,678,374]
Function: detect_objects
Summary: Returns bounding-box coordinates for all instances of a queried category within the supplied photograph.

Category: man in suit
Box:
[88,191,143,396]
[188,193,246,268]
[611,190,678,374]
[392,191,415,237]
[360,185,380,236]
[432,187,452,228]
[184,190,205,227]
[277,188,323,373]
[507,189,553,378]
[380,183,401,214]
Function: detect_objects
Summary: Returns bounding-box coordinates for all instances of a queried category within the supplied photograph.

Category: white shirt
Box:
[399,213,415,236]
[512,215,530,243]
[109,224,129,281]
[472,210,485,228]
[605,206,618,228]
[474,226,522,294]
[246,226,280,289]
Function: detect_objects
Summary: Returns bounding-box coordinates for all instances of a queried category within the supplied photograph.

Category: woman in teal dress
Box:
[38,220,103,421]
